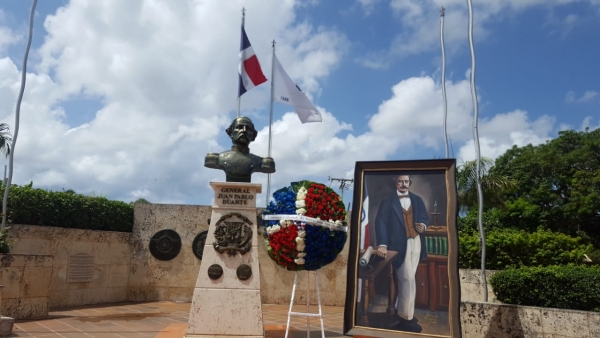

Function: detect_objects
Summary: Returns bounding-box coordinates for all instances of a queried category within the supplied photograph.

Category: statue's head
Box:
[226,116,257,146]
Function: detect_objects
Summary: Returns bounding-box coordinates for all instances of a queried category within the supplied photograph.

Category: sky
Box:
[0,0,598,207]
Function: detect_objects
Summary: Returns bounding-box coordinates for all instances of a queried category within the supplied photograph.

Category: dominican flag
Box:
[238,25,267,97]
[360,183,371,250]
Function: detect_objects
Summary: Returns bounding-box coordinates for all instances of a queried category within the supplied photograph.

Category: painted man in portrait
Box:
[374,174,429,333]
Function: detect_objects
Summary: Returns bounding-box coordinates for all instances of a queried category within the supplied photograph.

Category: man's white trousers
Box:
[395,236,421,320]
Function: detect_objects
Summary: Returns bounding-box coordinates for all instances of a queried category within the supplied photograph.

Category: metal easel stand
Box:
[285,270,325,338]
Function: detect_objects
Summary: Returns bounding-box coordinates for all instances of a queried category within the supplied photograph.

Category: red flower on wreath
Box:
[268,225,299,269]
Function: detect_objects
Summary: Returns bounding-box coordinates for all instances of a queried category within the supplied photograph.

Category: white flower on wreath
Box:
[297,252,306,258]
[266,225,281,235]
[280,220,292,228]
[297,230,306,238]
[294,258,305,265]
[295,199,306,208]
[296,208,307,215]
[295,237,305,251]
[297,187,307,201]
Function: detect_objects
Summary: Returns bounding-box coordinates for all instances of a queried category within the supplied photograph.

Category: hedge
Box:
[1,182,134,232]
[490,265,600,312]
[459,228,592,269]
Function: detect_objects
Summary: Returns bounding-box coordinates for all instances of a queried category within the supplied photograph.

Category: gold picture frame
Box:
[344,159,461,337]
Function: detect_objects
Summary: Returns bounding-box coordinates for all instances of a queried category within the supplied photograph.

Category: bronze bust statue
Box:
[205,116,275,182]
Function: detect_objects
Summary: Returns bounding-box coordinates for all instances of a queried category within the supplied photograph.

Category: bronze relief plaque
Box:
[149,229,181,261]
[207,264,223,280]
[192,231,208,260]
[236,264,252,280]
[213,212,253,256]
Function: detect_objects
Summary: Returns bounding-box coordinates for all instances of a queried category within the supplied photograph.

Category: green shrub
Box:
[459,228,592,269]
[1,182,133,232]
[0,227,9,253]
[490,265,600,312]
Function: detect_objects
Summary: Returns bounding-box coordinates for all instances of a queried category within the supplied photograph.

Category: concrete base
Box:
[185,182,264,338]
[0,317,14,337]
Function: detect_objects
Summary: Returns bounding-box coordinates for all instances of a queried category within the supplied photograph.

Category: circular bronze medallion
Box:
[149,229,181,261]
[192,231,208,260]
[236,264,252,280]
[208,264,223,280]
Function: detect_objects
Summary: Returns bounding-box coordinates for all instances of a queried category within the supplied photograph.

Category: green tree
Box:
[491,128,600,242]
[0,123,12,157]
[456,157,516,213]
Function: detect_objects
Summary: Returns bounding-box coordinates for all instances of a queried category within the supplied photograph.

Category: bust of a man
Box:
[205,116,276,182]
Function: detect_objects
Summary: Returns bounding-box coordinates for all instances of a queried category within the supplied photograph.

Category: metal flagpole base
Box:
[285,271,325,338]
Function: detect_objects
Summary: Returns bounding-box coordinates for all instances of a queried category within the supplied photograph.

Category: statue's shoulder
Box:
[219,150,236,159]
[248,152,263,161]
[204,152,221,169]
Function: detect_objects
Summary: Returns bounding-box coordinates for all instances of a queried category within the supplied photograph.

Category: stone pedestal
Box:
[185,182,264,338]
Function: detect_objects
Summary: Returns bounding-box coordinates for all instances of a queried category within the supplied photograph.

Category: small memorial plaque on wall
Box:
[67,253,95,283]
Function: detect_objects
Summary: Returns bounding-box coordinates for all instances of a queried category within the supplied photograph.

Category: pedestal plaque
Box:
[185,182,264,338]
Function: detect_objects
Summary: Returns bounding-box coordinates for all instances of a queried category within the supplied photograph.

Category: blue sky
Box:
[0,0,598,206]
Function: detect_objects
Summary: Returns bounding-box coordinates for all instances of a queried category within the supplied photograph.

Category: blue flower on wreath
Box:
[263,186,297,229]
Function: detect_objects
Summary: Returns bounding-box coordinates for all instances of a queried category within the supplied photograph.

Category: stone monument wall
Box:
[127,203,210,302]
[6,225,130,310]
[461,301,600,338]
[0,253,53,319]
[4,204,499,312]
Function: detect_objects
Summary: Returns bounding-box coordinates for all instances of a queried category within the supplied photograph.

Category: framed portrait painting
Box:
[344,159,461,338]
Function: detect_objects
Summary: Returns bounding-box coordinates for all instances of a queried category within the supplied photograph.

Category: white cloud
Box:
[581,116,600,131]
[0,0,349,204]
[566,90,599,103]
[357,0,600,69]
[0,10,21,53]
[457,110,555,162]
[0,0,563,206]
[357,0,382,16]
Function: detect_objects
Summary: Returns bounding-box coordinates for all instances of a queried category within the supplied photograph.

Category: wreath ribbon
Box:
[263,214,348,232]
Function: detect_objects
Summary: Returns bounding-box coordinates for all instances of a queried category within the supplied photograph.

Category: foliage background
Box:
[1,182,133,232]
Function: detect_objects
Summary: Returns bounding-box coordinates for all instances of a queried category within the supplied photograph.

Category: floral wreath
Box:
[262,180,348,271]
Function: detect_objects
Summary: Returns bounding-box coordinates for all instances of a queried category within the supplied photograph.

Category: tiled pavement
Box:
[11,302,346,338]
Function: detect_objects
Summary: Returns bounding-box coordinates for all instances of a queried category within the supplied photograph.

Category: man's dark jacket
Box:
[375,191,429,269]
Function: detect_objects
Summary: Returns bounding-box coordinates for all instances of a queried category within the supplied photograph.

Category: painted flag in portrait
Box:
[357,182,370,303]
[238,25,267,97]
[360,183,370,250]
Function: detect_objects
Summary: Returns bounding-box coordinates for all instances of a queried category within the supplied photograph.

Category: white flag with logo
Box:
[272,55,322,123]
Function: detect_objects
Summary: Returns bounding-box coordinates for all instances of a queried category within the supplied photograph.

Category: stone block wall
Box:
[0,254,52,319]
[461,301,600,338]
[127,203,211,302]
[4,206,501,311]
[459,269,499,303]
[6,224,131,309]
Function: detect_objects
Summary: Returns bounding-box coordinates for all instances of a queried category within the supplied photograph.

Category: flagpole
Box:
[467,0,487,302]
[237,8,246,118]
[266,40,276,207]
[440,7,449,159]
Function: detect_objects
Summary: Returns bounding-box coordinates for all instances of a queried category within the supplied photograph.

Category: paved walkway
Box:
[12,302,346,338]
